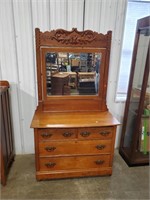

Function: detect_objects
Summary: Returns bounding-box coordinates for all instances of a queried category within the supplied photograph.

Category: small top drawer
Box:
[78,127,113,139]
[38,128,77,140]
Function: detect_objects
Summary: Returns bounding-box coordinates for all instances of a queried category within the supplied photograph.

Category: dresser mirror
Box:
[36,28,112,111]
[44,51,103,96]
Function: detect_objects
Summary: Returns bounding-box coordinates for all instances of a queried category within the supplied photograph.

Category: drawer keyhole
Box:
[41,133,52,138]
[96,144,106,150]
[80,131,90,137]
[99,131,110,136]
[63,132,73,137]
[95,160,104,165]
[45,162,56,168]
[45,146,56,152]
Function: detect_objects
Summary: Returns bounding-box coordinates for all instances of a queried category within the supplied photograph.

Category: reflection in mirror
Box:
[45,52,102,96]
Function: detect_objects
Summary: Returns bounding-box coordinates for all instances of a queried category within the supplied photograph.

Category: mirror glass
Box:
[45,52,102,96]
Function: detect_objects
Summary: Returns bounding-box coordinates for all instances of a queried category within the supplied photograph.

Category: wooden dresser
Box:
[31,28,120,181]
[31,111,119,180]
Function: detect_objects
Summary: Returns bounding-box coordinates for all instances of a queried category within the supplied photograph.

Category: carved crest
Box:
[50,28,96,45]
[36,28,112,48]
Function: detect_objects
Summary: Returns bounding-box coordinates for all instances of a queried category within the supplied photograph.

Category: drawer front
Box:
[39,155,110,171]
[39,140,112,155]
[78,127,113,139]
[38,128,77,140]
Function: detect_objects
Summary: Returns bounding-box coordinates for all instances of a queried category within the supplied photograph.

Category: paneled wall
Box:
[1,0,127,154]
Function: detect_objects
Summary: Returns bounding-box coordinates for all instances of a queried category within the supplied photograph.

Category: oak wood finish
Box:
[31,28,120,180]
[39,140,112,155]
[31,110,119,128]
[39,155,111,171]
[31,111,119,180]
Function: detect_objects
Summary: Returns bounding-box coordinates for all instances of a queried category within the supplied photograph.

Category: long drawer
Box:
[39,154,111,171]
[39,139,112,156]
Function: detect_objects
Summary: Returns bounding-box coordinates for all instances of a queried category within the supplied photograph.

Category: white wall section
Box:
[1,0,127,154]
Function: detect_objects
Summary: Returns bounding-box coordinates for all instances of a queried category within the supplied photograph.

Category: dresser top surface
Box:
[31,111,120,128]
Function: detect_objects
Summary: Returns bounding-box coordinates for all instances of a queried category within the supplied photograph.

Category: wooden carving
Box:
[36,28,112,48]
[48,28,96,45]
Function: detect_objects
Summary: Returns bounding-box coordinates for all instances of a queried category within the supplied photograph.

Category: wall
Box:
[0,0,127,154]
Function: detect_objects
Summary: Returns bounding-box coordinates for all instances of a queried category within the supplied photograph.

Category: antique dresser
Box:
[31,28,119,180]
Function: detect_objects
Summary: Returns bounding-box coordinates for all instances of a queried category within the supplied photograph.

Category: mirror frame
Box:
[35,28,112,112]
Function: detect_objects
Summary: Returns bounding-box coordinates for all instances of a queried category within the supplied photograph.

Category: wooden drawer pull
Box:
[45,146,56,152]
[96,144,106,150]
[99,131,110,136]
[41,133,52,138]
[80,131,91,137]
[63,132,73,137]
[95,160,104,165]
[45,162,56,168]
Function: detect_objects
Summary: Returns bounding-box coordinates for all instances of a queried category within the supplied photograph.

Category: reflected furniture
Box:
[119,16,150,166]
[78,72,96,94]
[31,28,120,181]
[0,81,15,186]
[51,73,70,95]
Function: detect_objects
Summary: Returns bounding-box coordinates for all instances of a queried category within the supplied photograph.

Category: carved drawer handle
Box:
[99,131,110,136]
[63,132,73,137]
[41,133,52,138]
[96,144,106,150]
[80,131,91,137]
[45,146,56,152]
[45,162,56,168]
[95,160,104,165]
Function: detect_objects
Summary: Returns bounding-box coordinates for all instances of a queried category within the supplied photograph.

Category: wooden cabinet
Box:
[51,73,70,95]
[119,16,150,166]
[31,28,119,180]
[0,81,15,186]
